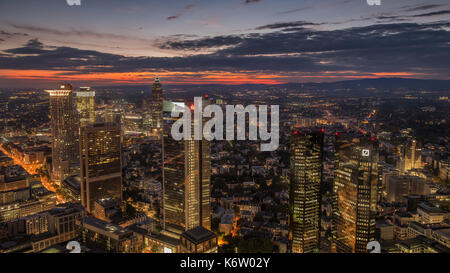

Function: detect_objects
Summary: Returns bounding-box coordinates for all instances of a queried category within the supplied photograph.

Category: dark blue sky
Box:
[0,0,449,87]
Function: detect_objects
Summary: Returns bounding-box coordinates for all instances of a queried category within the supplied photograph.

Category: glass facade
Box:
[76,87,95,127]
[151,77,163,136]
[162,98,211,232]
[80,123,122,213]
[45,84,79,183]
[289,129,323,253]
[331,135,379,253]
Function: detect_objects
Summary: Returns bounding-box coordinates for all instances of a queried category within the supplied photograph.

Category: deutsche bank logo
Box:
[66,0,81,6]
[362,149,370,157]
[366,0,381,6]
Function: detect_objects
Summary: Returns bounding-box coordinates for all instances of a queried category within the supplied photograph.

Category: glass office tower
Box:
[80,123,122,213]
[76,87,95,127]
[162,98,211,234]
[289,128,324,253]
[331,133,379,253]
[46,83,79,183]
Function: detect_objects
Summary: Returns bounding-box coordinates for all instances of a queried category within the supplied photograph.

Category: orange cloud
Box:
[0,69,431,85]
[0,69,285,85]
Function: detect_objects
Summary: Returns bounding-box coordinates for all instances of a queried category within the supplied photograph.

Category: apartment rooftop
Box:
[0,165,29,183]
[47,203,83,217]
[418,202,445,214]
[63,175,81,191]
[81,216,131,237]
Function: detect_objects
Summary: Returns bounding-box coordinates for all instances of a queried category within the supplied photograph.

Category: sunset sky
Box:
[0,0,449,87]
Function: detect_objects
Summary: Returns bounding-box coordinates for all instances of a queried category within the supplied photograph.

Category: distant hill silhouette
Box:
[94,78,450,93]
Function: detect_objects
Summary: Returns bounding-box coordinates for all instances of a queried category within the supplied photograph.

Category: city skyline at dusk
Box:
[0,0,449,87]
[0,0,449,261]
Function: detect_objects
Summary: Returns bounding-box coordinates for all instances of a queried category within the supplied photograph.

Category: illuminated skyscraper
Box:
[289,129,323,253]
[105,105,122,125]
[398,138,422,172]
[45,84,79,183]
[80,123,122,213]
[150,76,163,136]
[162,98,211,234]
[331,134,379,253]
[76,87,95,127]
